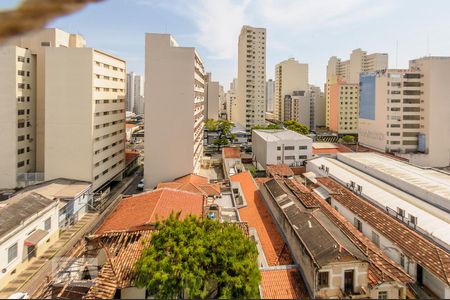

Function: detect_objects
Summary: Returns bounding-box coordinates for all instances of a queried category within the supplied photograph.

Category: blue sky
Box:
[2,0,450,89]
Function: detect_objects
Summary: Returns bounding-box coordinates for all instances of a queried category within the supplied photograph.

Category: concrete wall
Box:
[144,34,203,188]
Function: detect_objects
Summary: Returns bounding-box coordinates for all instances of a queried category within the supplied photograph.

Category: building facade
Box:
[326,49,387,135]
[0,46,36,189]
[144,33,205,189]
[226,78,237,121]
[266,79,274,113]
[274,58,308,121]
[236,25,266,130]
[204,72,220,120]
[252,129,312,169]
[44,47,126,191]
[126,72,144,115]
[358,57,450,167]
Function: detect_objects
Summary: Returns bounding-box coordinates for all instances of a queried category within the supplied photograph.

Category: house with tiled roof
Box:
[96,188,204,234]
[314,176,450,299]
[261,178,372,298]
[230,172,309,299]
[266,164,294,179]
[222,147,245,178]
[156,174,221,198]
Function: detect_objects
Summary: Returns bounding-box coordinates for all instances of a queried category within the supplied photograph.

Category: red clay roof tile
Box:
[260,268,308,299]
[222,147,241,159]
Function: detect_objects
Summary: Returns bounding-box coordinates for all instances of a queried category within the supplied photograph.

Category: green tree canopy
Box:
[283,120,309,135]
[250,123,281,132]
[340,135,356,144]
[134,214,261,299]
[205,119,236,151]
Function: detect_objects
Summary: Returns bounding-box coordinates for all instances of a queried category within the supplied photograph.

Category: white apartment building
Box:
[0,46,36,189]
[274,58,308,121]
[44,47,126,191]
[236,26,266,130]
[327,48,388,84]
[266,79,274,112]
[218,85,226,120]
[359,57,450,167]
[144,33,205,189]
[252,129,312,169]
[205,72,220,120]
[226,78,237,122]
[126,72,144,115]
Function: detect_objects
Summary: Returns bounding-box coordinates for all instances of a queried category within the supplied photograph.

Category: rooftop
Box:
[260,267,308,299]
[308,156,450,246]
[312,143,352,155]
[338,152,450,209]
[0,193,56,238]
[230,172,292,266]
[222,147,241,159]
[157,174,220,197]
[317,177,450,286]
[12,178,91,200]
[253,129,312,142]
[96,188,204,234]
[266,164,294,178]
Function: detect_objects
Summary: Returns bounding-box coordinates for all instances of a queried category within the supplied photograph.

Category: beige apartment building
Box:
[359,57,450,167]
[144,33,205,189]
[236,25,266,130]
[326,49,387,135]
[44,48,126,190]
[205,72,220,120]
[226,78,237,121]
[274,58,308,121]
[0,46,36,189]
[0,29,126,191]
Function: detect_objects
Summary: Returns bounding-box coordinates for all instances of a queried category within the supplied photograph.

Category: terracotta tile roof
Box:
[96,188,204,234]
[260,268,308,299]
[125,149,140,164]
[230,172,292,266]
[312,143,353,155]
[157,174,221,197]
[266,164,294,178]
[222,147,241,158]
[126,123,138,129]
[255,177,271,184]
[317,177,450,285]
[283,179,413,286]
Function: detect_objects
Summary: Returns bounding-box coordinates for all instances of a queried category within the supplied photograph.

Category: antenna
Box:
[395,40,398,69]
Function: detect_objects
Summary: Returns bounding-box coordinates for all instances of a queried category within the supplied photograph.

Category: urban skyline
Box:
[2,0,450,87]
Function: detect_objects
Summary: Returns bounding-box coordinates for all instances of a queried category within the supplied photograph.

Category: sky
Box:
[2,0,450,90]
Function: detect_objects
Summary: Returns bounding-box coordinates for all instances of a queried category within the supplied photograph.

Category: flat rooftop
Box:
[253,129,312,142]
[337,153,450,209]
[13,178,91,200]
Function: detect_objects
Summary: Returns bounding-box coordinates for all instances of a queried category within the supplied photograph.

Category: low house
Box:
[157,174,221,200]
[252,129,312,169]
[222,147,245,178]
[125,123,140,141]
[266,164,294,179]
[0,193,59,288]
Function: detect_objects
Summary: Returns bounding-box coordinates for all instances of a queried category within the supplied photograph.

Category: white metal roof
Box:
[337,153,450,211]
[253,129,312,142]
[307,157,450,247]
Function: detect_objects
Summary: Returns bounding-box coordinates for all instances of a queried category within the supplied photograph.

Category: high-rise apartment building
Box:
[1,28,126,190]
[326,49,387,135]
[310,85,326,130]
[218,85,226,120]
[126,72,144,114]
[226,78,237,121]
[327,48,388,84]
[326,76,359,134]
[266,79,274,112]
[274,58,308,122]
[144,33,205,189]
[0,46,36,189]
[44,47,126,191]
[204,72,220,120]
[236,25,266,130]
[359,57,450,167]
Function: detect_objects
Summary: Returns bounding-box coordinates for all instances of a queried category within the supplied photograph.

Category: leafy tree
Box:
[283,120,309,135]
[134,214,261,299]
[205,119,218,131]
[250,123,281,132]
[205,119,236,151]
[340,135,355,144]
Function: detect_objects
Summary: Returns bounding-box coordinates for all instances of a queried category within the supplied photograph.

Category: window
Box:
[276,156,281,160]
[378,291,388,299]
[17,56,25,62]
[17,161,25,168]
[18,135,25,142]
[400,253,405,267]
[18,148,25,155]
[8,243,18,263]
[409,214,417,225]
[318,271,329,288]
[44,217,51,230]
[354,217,362,232]
[372,231,380,247]
[284,156,295,160]
[299,145,308,150]
[397,207,405,217]
[41,41,51,46]
[284,146,295,150]
[299,155,307,160]
[277,146,281,150]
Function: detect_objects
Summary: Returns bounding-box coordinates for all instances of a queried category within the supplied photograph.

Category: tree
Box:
[206,119,236,151]
[283,120,309,135]
[340,135,355,144]
[134,214,261,299]
[250,123,281,132]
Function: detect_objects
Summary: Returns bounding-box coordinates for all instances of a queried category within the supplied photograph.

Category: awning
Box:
[303,171,317,184]
[24,229,48,246]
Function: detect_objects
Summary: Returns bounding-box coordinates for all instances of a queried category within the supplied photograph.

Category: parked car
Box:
[137,179,144,190]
